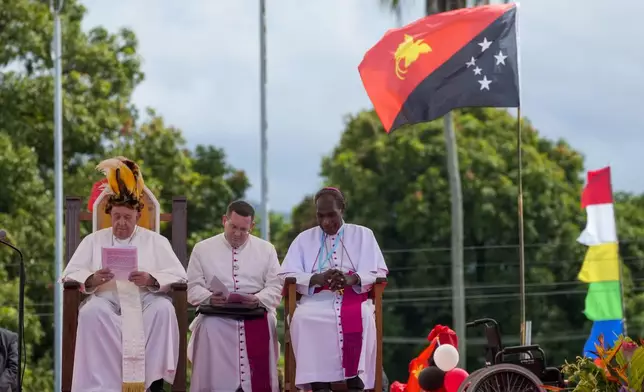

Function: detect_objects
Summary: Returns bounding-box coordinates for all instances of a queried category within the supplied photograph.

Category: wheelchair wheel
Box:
[465,363,545,392]
[456,368,488,392]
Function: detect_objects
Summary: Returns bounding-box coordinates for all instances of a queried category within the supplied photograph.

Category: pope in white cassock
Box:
[279,187,389,392]
[61,157,188,392]
[187,200,282,392]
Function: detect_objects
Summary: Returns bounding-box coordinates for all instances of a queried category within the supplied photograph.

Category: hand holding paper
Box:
[228,293,257,304]
[209,275,258,305]
[210,293,227,305]
[209,275,230,298]
[129,271,155,287]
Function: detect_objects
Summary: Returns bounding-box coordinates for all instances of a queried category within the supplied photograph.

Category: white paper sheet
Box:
[209,275,230,298]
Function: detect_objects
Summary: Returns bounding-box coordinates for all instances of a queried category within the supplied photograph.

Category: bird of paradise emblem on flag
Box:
[394,34,432,80]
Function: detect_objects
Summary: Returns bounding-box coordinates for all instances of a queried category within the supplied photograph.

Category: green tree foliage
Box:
[287,108,644,381]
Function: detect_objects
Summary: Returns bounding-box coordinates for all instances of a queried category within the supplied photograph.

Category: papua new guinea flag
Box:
[358,3,520,133]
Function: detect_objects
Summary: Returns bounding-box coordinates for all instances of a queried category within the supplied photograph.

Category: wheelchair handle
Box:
[500,344,542,355]
[466,318,500,328]
[495,344,547,363]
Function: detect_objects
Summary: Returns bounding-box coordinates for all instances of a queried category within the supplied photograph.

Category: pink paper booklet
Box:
[101,246,138,281]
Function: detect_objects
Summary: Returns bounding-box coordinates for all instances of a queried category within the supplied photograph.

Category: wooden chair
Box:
[283,277,387,392]
[61,189,189,392]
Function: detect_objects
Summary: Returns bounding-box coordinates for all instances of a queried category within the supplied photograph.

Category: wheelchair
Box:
[457,318,566,392]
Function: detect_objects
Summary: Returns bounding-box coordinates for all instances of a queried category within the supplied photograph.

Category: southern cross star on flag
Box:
[358,3,520,133]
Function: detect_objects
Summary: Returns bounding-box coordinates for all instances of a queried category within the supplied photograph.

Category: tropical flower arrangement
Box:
[561,335,644,392]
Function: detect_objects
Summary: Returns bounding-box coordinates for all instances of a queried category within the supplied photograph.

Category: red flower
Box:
[390,381,406,392]
[622,340,638,361]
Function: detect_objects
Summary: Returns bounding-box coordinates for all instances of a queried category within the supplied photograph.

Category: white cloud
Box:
[518,0,644,183]
[81,0,644,212]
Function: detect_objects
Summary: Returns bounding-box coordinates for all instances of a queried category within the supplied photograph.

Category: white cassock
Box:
[61,226,187,392]
[187,234,282,392]
[279,223,388,390]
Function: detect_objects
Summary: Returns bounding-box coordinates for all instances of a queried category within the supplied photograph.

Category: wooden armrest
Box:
[169,282,188,392]
[284,277,386,286]
[63,281,188,291]
[63,281,82,290]
[170,282,187,291]
[368,277,387,300]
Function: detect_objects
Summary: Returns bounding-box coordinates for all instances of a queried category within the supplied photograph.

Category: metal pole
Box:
[51,1,64,390]
[443,112,466,366]
[619,258,628,337]
[259,0,269,241]
[614,200,628,336]
[517,107,526,345]
[525,320,532,345]
[428,0,466,367]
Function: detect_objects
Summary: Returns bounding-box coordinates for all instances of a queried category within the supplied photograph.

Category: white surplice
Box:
[279,223,388,390]
[187,234,282,392]
[61,226,187,392]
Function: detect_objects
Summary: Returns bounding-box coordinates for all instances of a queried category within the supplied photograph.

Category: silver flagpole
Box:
[51,0,64,390]
[259,0,270,241]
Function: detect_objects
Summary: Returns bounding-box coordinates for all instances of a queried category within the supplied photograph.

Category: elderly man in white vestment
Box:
[61,157,187,392]
[187,200,282,392]
[279,187,389,392]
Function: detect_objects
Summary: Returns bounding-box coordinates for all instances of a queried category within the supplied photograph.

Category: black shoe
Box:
[149,379,164,392]
[311,382,332,392]
[346,376,364,392]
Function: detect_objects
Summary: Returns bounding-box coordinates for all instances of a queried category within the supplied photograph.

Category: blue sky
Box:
[81,0,644,213]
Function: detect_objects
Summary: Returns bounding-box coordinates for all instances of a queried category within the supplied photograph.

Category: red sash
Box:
[313,284,368,377]
[243,312,272,392]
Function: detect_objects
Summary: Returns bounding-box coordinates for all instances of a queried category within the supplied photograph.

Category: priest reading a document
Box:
[187,200,282,392]
[279,187,389,392]
[61,157,188,392]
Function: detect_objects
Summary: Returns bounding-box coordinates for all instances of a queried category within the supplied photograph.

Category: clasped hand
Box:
[320,269,358,291]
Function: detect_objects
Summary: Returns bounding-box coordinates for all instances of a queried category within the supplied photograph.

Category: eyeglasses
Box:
[228,223,250,234]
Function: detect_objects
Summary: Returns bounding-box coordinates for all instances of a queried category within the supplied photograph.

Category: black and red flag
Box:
[358,3,520,133]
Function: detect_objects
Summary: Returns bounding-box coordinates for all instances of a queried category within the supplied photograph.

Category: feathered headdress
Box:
[89,156,145,212]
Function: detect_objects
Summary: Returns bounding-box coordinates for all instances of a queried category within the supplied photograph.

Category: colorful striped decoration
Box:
[577,166,624,358]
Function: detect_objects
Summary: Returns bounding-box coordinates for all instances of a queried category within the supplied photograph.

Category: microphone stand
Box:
[0,237,25,392]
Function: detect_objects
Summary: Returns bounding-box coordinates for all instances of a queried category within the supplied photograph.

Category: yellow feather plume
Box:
[95,157,142,200]
[135,173,145,200]
[117,163,137,196]
[96,158,123,196]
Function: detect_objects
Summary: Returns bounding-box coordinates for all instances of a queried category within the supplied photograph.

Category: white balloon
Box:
[434,344,459,372]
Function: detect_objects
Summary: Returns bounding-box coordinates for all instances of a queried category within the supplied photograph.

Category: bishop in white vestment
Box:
[279,188,388,392]
[61,157,188,392]
[187,201,282,392]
